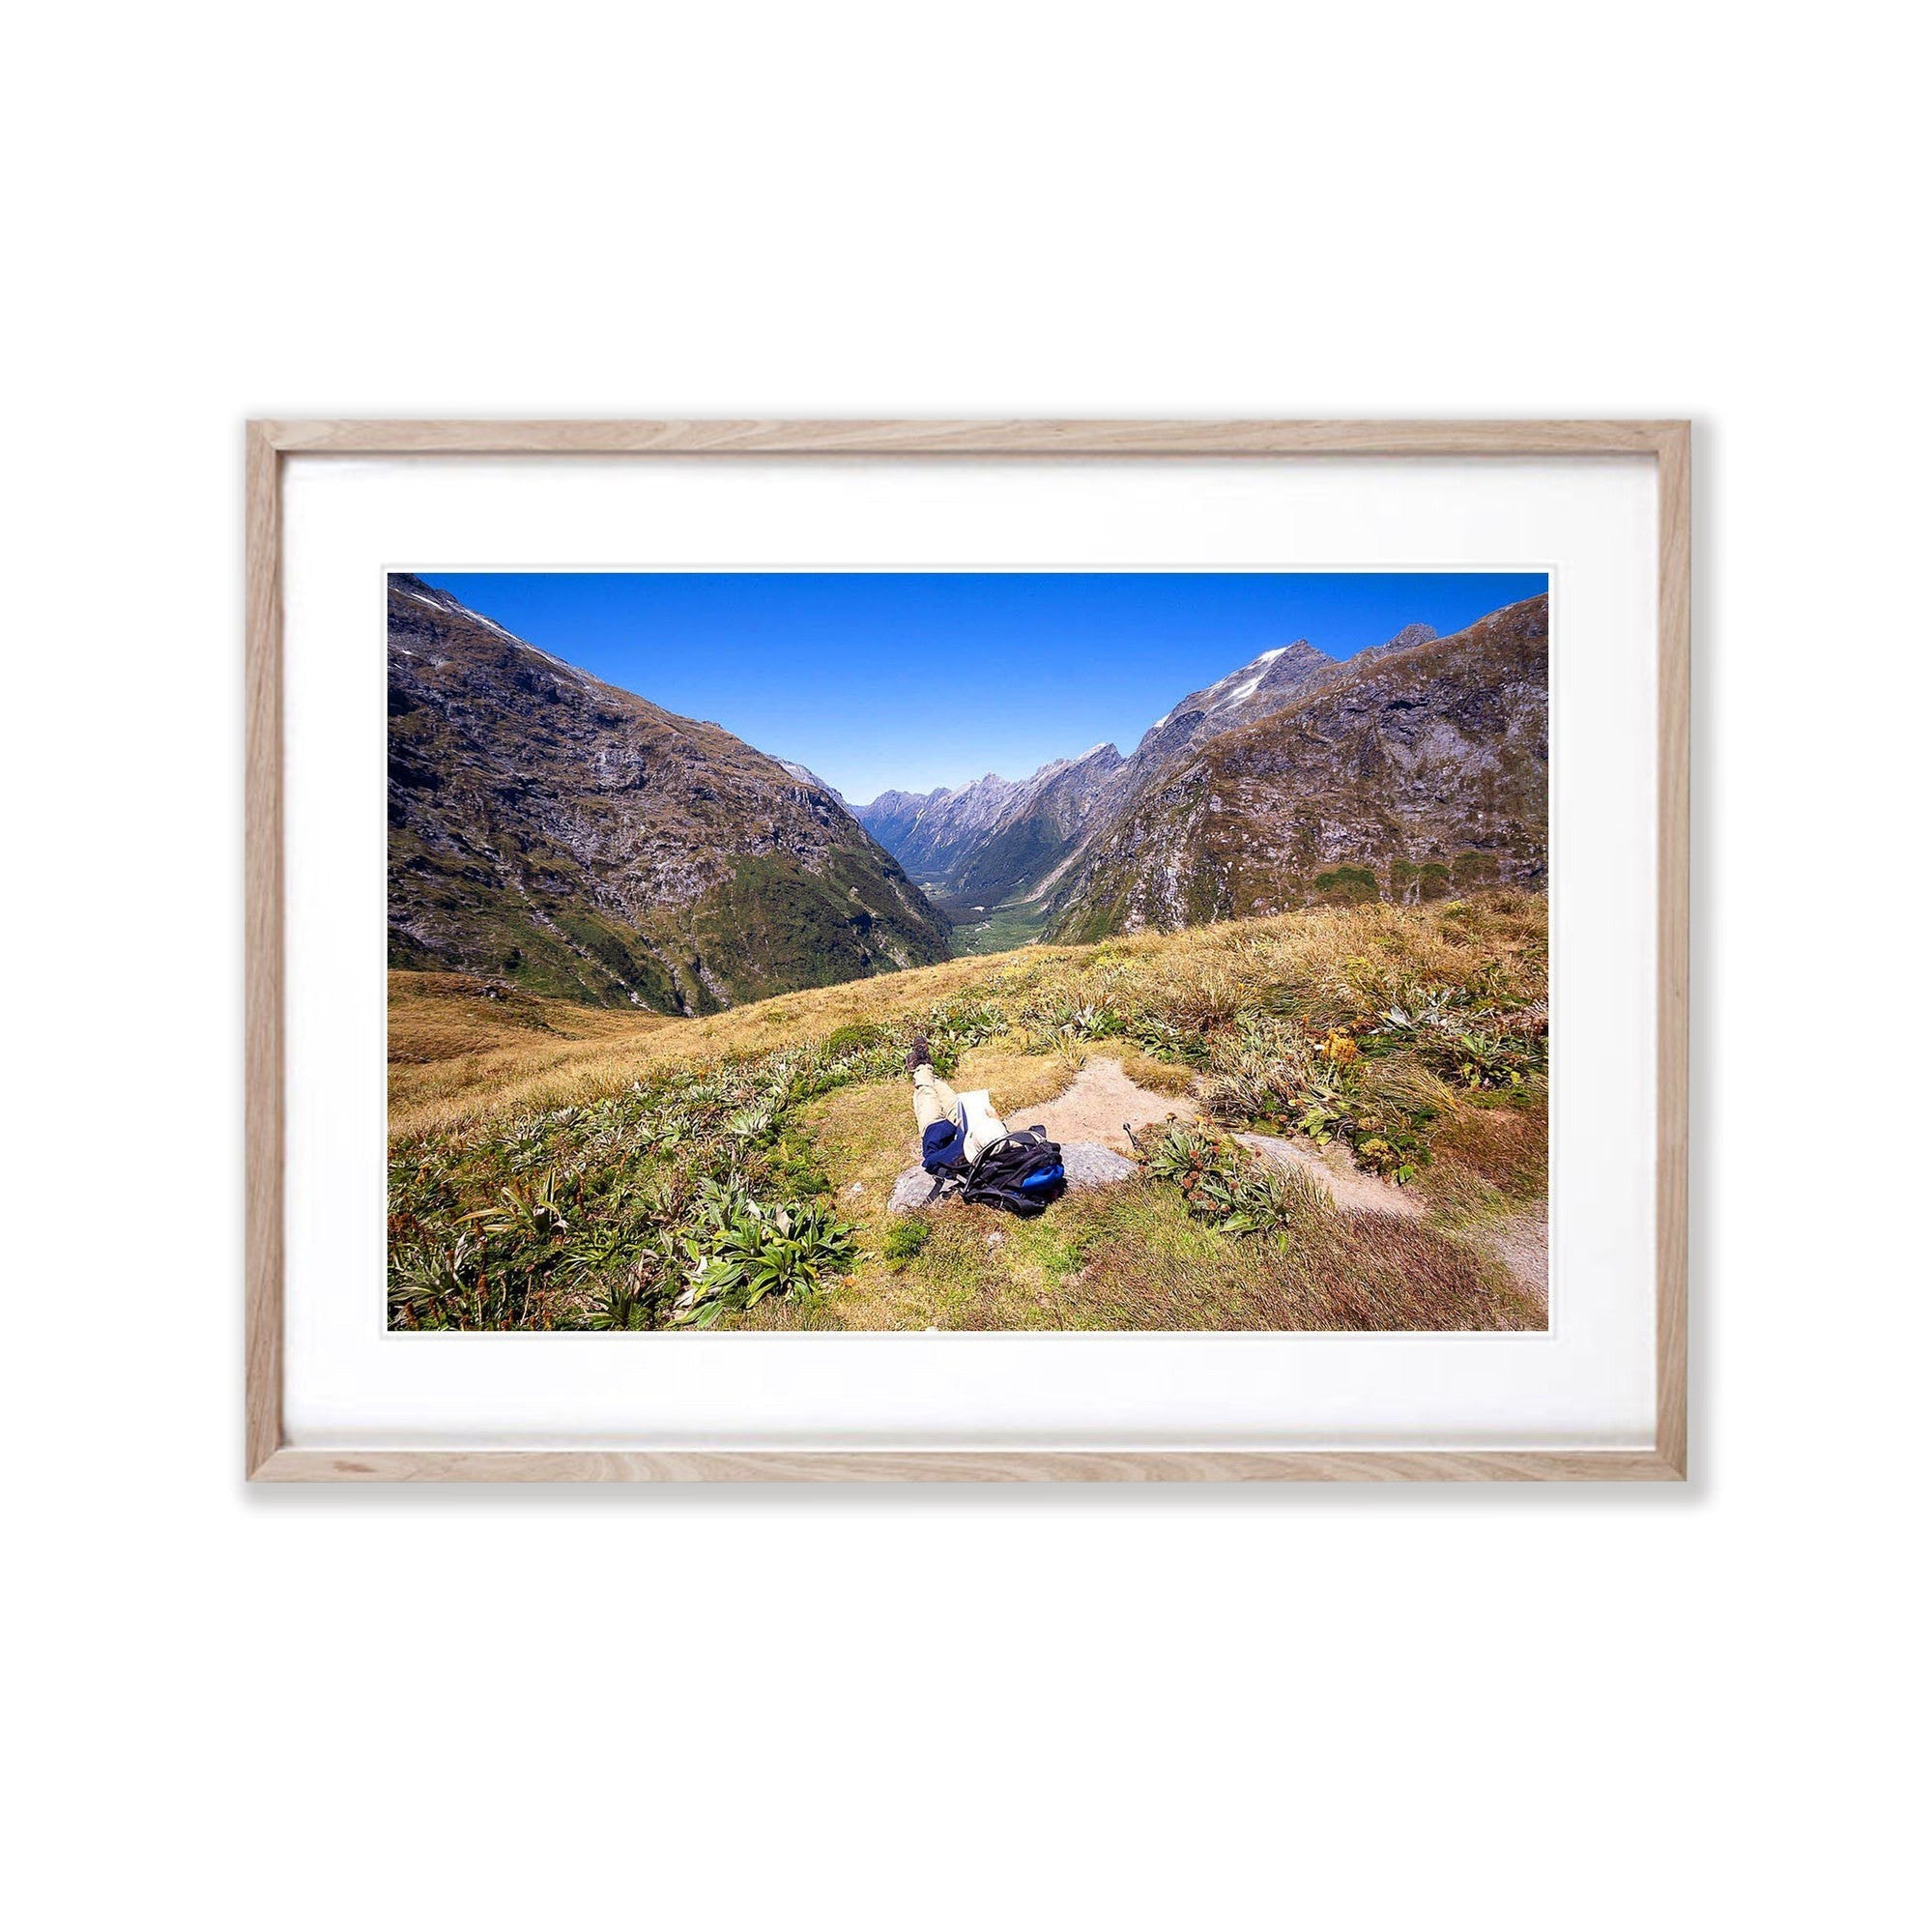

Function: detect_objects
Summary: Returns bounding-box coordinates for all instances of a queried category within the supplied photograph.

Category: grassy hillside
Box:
[389,895,1548,1332]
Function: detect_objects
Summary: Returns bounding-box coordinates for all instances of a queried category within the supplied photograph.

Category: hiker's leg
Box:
[910,1065,959,1131]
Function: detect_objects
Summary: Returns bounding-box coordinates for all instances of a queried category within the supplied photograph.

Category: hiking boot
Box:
[906,1035,933,1072]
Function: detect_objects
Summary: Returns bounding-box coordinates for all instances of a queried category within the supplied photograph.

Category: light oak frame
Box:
[245,419,1689,1483]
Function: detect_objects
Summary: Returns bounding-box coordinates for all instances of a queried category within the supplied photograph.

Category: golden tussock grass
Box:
[389,893,1544,1139]
[389,951,1068,1139]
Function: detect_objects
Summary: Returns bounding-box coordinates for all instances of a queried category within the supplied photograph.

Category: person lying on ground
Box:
[907,1034,1008,1173]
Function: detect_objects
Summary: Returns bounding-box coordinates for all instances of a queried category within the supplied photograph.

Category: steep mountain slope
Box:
[853,744,1127,909]
[1046,596,1547,940]
[943,744,1126,905]
[776,760,848,808]
[388,576,948,1012]
[1113,635,1357,794]
[854,773,1029,881]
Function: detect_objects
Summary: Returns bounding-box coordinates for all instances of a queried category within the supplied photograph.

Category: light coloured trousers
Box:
[910,1064,961,1134]
[911,1064,1008,1159]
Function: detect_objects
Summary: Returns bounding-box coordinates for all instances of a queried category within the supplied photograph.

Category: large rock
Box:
[887,1139,1139,1214]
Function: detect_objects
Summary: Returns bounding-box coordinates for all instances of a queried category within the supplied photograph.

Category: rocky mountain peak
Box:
[1125,637,1337,771]
[1382,621,1438,652]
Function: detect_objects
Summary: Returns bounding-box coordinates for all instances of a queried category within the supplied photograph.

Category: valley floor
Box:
[936,892,1055,957]
[388,896,1550,1333]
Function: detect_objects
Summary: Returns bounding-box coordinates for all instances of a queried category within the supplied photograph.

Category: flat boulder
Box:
[887,1139,1139,1214]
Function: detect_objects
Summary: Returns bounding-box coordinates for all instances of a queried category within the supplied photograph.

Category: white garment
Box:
[955,1089,1008,1162]
[909,1066,1008,1161]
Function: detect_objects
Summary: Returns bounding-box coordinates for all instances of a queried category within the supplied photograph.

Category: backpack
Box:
[958,1128,1067,1218]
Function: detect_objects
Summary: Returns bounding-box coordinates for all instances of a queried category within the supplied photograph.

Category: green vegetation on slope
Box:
[950,811,1075,909]
[689,850,942,1000]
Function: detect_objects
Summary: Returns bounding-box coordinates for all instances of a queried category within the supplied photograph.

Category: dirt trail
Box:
[1014,1057,1419,1221]
[1233,1133,1425,1220]
[1011,1059,1545,1310]
[1011,1056,1197,1152]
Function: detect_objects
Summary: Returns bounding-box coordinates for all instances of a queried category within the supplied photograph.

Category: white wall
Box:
[7,5,1924,1928]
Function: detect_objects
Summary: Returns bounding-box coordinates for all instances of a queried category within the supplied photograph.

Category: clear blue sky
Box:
[417,571,1548,805]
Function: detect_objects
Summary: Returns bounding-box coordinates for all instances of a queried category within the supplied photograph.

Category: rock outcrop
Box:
[887,1140,1140,1213]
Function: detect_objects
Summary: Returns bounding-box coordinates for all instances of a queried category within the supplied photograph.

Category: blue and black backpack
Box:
[958,1127,1067,1218]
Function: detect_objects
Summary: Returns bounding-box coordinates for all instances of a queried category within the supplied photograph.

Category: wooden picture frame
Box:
[246,418,1689,1483]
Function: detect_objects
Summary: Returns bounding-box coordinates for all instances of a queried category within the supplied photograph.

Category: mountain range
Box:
[387,576,947,1012]
[853,598,1545,941]
[389,576,1546,1010]
[1040,595,1547,938]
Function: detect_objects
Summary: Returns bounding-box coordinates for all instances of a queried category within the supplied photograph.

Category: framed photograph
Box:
[246,419,1687,1481]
